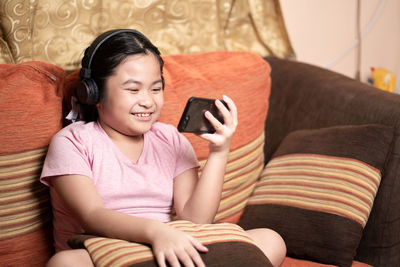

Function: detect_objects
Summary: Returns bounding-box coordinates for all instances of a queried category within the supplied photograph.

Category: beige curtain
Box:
[0,0,295,70]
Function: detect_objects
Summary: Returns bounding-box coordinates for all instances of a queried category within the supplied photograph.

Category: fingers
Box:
[220,95,238,128]
[199,95,238,149]
[208,95,238,134]
[153,233,207,267]
[179,239,206,267]
[204,110,224,133]
[155,252,168,267]
[189,236,209,253]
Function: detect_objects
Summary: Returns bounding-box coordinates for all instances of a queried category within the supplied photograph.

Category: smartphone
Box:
[177,97,228,133]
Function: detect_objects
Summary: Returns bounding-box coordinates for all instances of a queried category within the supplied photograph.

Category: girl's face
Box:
[97,53,164,139]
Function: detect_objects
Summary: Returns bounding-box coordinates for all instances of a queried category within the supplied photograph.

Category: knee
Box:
[46,249,93,267]
[270,228,286,260]
[46,250,71,267]
[247,228,286,267]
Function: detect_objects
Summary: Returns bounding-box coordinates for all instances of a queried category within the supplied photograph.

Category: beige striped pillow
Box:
[238,124,394,266]
[0,148,50,239]
[209,131,265,223]
[69,220,272,267]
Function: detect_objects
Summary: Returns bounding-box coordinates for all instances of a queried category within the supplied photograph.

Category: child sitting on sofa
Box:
[40,29,286,267]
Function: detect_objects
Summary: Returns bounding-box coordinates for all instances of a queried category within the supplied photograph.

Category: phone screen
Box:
[177,97,227,133]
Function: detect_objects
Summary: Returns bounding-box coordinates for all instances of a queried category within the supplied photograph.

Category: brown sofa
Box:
[2,52,399,267]
[242,57,400,267]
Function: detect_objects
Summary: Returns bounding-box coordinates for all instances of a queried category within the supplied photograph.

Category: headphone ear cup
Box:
[76,78,99,105]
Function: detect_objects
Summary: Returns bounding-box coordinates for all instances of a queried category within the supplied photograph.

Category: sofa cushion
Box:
[238,124,394,267]
[283,257,372,267]
[64,51,271,223]
[68,220,273,267]
[0,61,65,265]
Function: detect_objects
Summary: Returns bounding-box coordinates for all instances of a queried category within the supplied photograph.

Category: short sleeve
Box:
[173,130,200,178]
[40,127,93,186]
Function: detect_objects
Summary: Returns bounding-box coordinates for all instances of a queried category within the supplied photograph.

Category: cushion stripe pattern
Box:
[83,221,255,267]
[248,154,381,227]
[0,147,50,240]
[197,132,265,223]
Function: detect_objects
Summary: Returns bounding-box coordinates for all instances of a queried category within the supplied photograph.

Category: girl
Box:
[41,29,286,267]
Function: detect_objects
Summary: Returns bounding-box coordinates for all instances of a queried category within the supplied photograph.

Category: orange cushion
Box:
[161,52,271,223]
[0,61,65,265]
[282,257,372,267]
[0,61,65,154]
[160,51,271,159]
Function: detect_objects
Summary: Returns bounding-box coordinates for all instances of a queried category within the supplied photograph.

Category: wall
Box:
[280,0,400,92]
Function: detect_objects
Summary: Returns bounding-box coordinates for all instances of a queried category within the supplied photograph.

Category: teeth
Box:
[134,113,151,117]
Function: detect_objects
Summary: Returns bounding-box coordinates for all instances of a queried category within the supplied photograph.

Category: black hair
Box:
[80,31,164,122]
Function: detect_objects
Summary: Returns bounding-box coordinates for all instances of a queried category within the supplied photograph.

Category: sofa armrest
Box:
[264,57,400,266]
[264,57,400,162]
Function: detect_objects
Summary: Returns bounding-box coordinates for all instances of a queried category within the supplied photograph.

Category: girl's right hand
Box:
[150,223,208,267]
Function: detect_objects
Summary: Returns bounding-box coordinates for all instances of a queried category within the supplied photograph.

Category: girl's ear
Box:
[96,100,103,114]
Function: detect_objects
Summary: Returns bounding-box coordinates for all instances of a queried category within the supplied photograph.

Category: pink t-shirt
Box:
[40,121,199,251]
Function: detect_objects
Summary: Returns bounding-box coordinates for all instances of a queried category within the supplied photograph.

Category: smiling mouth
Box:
[131,112,154,120]
[133,113,152,117]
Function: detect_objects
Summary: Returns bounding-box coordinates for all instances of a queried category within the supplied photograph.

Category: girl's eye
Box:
[152,88,162,93]
[127,89,139,93]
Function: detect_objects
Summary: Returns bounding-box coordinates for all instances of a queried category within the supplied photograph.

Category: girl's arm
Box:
[174,95,238,223]
[52,174,208,267]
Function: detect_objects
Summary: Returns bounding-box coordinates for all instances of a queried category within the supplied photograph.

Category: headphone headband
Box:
[80,29,146,79]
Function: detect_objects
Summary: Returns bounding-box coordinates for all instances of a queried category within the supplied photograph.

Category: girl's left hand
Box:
[199,95,238,152]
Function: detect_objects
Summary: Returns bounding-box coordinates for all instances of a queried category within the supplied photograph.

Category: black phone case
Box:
[177,97,227,133]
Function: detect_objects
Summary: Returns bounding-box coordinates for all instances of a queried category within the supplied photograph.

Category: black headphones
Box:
[76,29,149,105]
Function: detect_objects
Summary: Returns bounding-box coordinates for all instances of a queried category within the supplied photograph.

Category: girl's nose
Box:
[138,90,153,107]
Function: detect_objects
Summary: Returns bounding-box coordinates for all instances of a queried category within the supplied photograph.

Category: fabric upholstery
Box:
[282,257,372,267]
[265,57,400,267]
[0,27,13,64]
[0,0,295,70]
[160,52,270,223]
[0,61,65,265]
[68,221,273,267]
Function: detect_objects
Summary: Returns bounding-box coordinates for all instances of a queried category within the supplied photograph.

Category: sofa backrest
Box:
[0,0,294,70]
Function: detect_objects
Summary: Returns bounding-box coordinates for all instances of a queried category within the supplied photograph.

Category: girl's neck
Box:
[98,120,145,163]
[98,120,144,144]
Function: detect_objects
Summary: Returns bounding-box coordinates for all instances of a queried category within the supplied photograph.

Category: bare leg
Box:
[46,249,94,267]
[246,228,286,267]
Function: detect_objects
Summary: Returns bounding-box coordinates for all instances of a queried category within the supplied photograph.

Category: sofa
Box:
[1,49,400,267]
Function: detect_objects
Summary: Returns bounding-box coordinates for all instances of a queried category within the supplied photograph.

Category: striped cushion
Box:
[0,148,50,239]
[69,220,272,267]
[208,131,264,222]
[0,61,64,265]
[239,124,394,267]
[250,154,380,227]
